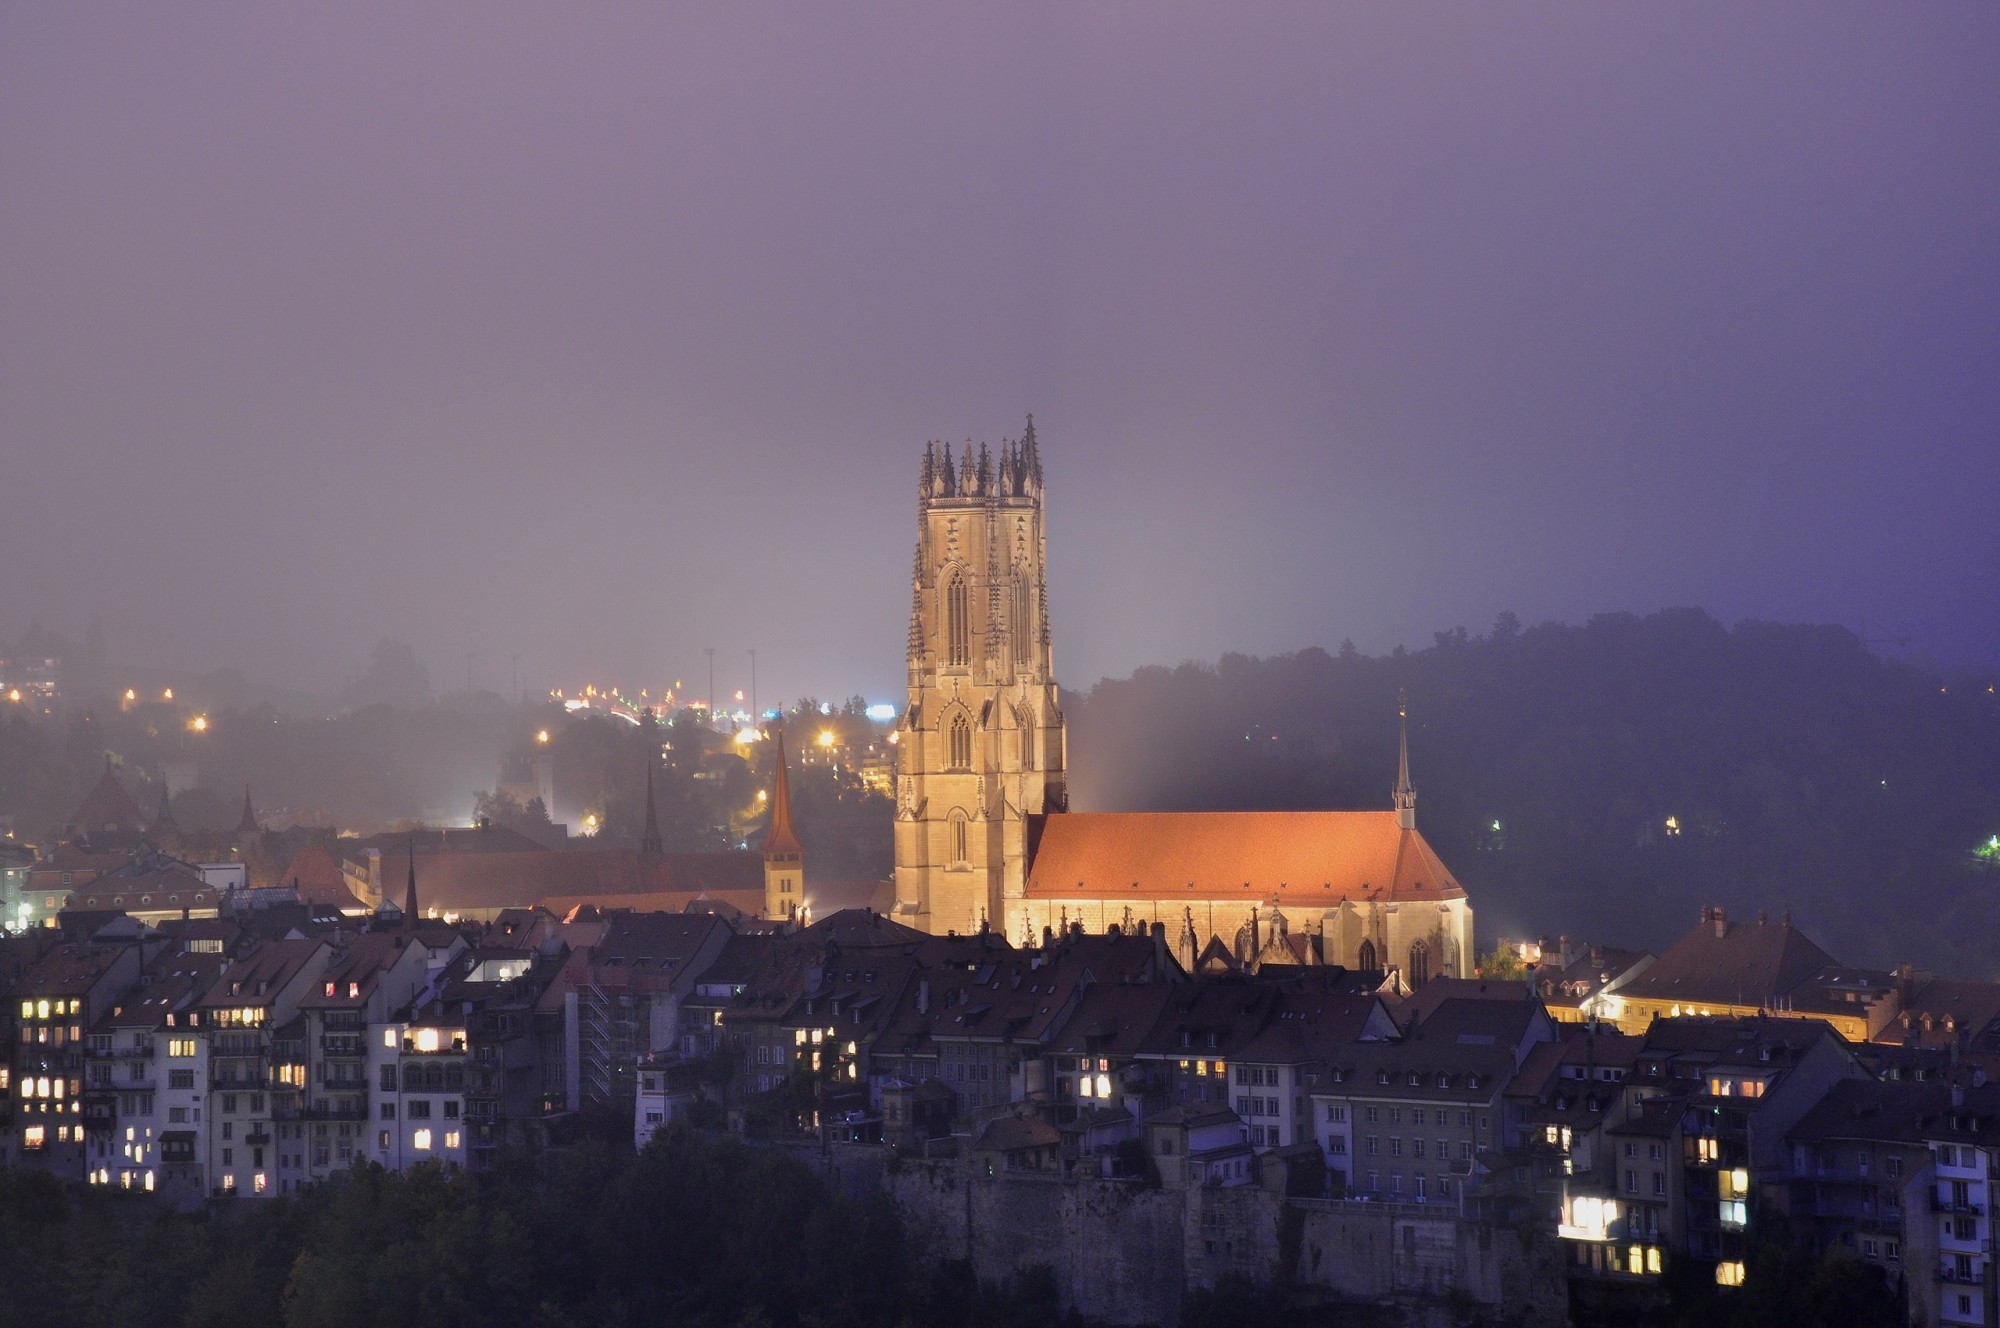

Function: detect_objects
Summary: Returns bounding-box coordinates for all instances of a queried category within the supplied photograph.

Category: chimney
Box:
[917,978,930,1015]
[1757,910,1768,925]
[1712,907,1727,939]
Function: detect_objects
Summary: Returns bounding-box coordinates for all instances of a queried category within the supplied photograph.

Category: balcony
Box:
[1934,1195,1986,1216]
[1937,1264,1986,1285]
[320,1034,365,1057]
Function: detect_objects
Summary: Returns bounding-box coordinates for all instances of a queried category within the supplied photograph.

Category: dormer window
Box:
[1407,1072,1420,1087]
[1436,1072,1449,1089]
[1378,1069,1391,1085]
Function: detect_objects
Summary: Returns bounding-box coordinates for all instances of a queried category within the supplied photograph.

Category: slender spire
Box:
[939,443,956,495]
[236,787,260,836]
[762,732,802,856]
[403,836,419,933]
[1394,689,1417,830]
[1022,413,1042,486]
[639,753,663,857]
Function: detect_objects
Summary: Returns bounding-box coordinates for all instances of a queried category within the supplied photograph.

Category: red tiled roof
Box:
[1025,811,1465,903]
[347,847,763,915]
[276,844,369,911]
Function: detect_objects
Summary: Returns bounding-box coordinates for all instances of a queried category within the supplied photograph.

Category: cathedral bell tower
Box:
[893,417,1068,937]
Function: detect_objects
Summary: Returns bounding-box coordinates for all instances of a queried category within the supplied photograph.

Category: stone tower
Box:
[892,417,1068,938]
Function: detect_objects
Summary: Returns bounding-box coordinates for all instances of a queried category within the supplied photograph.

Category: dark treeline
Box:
[0,1130,1082,1328]
[1067,609,2000,975]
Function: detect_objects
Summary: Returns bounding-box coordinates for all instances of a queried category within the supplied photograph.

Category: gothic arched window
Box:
[1013,705,1033,770]
[1011,575,1032,656]
[1408,941,1430,990]
[949,812,969,868]
[946,574,970,666]
[1357,939,1378,972]
[948,714,972,771]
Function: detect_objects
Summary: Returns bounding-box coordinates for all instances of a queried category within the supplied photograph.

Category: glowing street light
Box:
[188,716,209,732]
[535,729,550,744]
[6,689,19,703]
[816,730,836,749]
[124,689,136,702]
[162,688,174,701]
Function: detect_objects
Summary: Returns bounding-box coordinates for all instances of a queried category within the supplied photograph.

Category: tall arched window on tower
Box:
[949,811,969,868]
[946,574,970,666]
[948,715,972,771]
[1014,706,1033,770]
[1357,939,1378,972]
[1011,575,1031,658]
[1408,941,1429,990]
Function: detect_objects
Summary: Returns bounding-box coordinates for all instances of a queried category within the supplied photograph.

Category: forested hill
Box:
[1064,610,2000,976]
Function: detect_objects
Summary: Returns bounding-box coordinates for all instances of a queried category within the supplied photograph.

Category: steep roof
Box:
[71,762,148,836]
[276,844,369,911]
[1619,910,1842,1011]
[69,870,220,915]
[1024,811,1464,903]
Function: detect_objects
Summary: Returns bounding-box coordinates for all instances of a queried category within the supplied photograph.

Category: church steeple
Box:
[762,733,804,921]
[236,788,260,837]
[1394,690,1417,830]
[639,754,663,857]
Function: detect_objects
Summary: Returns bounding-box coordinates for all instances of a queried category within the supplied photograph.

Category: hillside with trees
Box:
[1066,609,2000,975]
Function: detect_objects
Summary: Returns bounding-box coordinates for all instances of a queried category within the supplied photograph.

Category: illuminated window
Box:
[1716,1260,1745,1287]
[445,1131,460,1150]
[22,1126,44,1150]
[383,1028,398,1048]
[415,1028,440,1053]
[1646,1247,1662,1274]
[413,1129,432,1151]
[254,1172,267,1194]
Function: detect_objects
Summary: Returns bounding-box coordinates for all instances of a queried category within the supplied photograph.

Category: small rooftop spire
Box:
[236,787,260,836]
[1394,690,1416,830]
[762,732,802,857]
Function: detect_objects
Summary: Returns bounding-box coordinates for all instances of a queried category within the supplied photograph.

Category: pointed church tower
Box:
[639,754,664,858]
[1393,690,1417,830]
[403,838,419,933]
[893,415,1068,937]
[762,733,804,921]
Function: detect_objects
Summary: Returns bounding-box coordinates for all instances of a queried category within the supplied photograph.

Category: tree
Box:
[341,638,431,709]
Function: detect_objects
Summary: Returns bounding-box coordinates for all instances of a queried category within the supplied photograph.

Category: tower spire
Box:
[404,836,419,933]
[640,752,663,857]
[762,732,802,857]
[1394,689,1416,830]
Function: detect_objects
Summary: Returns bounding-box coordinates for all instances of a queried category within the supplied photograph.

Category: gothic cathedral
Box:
[892,418,1068,937]
[892,418,1474,987]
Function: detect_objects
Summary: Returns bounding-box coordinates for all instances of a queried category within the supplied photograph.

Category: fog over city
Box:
[4,4,1996,704]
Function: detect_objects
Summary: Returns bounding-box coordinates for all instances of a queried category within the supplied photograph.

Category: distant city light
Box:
[124,689,136,702]
[756,789,768,802]
[817,730,836,748]
[865,704,896,721]
[1664,816,1681,836]
[535,729,550,744]
[734,690,745,703]
[7,689,20,703]
[582,813,599,835]
[818,702,832,715]
[189,716,209,732]
[162,688,173,700]
[734,728,759,747]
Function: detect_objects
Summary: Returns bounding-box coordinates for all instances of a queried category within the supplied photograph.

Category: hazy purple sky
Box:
[4,4,1996,707]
